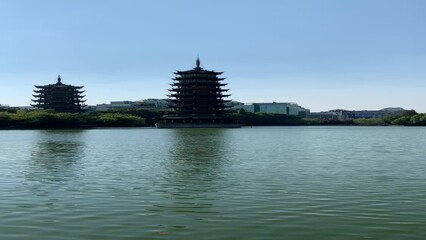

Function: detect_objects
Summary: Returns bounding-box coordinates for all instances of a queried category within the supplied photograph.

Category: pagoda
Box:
[156,58,240,128]
[31,75,86,112]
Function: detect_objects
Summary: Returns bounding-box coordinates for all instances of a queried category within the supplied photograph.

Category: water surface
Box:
[1,127,426,239]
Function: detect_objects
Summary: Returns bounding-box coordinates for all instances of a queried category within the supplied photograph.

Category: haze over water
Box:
[1,127,426,239]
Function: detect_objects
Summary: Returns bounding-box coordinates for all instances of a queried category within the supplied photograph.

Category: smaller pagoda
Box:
[31,75,86,112]
[156,58,240,128]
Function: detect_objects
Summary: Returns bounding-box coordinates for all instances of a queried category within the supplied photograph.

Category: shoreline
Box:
[1,125,417,131]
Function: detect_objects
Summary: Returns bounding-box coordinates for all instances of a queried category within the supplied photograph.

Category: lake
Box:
[1,127,426,239]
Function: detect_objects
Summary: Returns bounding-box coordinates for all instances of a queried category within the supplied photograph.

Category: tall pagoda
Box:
[31,75,86,112]
[156,58,240,128]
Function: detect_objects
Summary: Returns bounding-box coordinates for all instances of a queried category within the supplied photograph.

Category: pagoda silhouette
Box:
[31,75,86,112]
[156,58,240,128]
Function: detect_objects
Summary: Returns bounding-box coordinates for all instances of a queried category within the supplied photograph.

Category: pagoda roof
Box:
[172,77,226,81]
[35,84,83,89]
[34,75,83,89]
[31,99,86,103]
[174,58,223,75]
[170,81,227,86]
[175,69,223,75]
[169,87,229,92]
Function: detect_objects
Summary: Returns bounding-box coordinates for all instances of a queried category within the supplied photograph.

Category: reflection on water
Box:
[150,129,231,220]
[168,128,228,172]
[27,130,86,182]
[2,127,426,239]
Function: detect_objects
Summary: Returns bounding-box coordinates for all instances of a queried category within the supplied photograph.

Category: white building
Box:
[232,102,309,117]
[95,99,170,111]
[96,101,137,111]
[141,98,169,108]
[233,104,255,112]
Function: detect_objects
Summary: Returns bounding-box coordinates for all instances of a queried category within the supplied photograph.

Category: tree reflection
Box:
[27,130,86,182]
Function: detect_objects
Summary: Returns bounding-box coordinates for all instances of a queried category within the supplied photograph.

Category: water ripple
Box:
[1,127,426,239]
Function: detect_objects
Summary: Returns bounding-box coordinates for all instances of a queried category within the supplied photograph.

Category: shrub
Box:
[98,113,145,127]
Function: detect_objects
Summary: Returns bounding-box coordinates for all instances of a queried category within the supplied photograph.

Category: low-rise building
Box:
[309,107,407,121]
[232,102,309,117]
[330,108,406,120]
[95,99,170,111]
[140,98,170,108]
[307,111,339,120]
[96,101,137,111]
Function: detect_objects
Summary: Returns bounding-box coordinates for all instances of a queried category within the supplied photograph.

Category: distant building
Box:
[31,75,86,112]
[225,100,244,107]
[95,101,136,111]
[307,111,339,120]
[232,102,309,117]
[233,104,256,112]
[1,105,35,110]
[309,108,407,121]
[330,108,406,120]
[141,98,170,108]
[95,99,170,111]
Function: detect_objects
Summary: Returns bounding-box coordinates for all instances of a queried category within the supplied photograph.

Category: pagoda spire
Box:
[196,57,201,69]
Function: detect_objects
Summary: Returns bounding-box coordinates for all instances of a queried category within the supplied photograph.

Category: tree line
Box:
[0,109,159,129]
[0,108,425,129]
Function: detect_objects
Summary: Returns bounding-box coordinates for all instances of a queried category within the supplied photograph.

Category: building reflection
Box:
[27,130,86,182]
[169,128,228,165]
[167,128,231,183]
[148,128,232,221]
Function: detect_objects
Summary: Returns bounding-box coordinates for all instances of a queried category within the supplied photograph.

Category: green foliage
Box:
[99,108,166,126]
[1,110,82,128]
[302,118,323,125]
[0,110,146,129]
[98,113,145,127]
[400,110,417,117]
[382,110,426,126]
[409,113,426,126]
[1,108,426,128]
[0,112,12,127]
[353,118,386,126]
[231,112,304,126]
[390,116,411,126]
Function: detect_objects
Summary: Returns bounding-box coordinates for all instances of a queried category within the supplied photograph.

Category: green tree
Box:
[98,113,145,127]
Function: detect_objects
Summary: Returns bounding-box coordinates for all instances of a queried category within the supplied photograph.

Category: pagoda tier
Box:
[170,98,231,102]
[32,99,86,103]
[34,89,85,94]
[168,88,229,93]
[167,93,231,99]
[31,75,87,112]
[32,94,86,99]
[156,58,241,128]
[170,82,228,86]
[172,77,226,81]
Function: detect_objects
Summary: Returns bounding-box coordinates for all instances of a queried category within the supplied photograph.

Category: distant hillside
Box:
[380,107,406,112]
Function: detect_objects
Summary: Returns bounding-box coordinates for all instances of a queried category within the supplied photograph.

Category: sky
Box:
[0,0,425,112]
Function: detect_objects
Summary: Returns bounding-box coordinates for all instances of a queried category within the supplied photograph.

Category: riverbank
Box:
[1,109,425,129]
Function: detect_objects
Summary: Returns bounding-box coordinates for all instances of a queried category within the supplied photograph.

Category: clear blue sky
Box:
[1,0,425,112]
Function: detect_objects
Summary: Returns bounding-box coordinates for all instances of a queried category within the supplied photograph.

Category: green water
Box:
[1,127,426,239]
